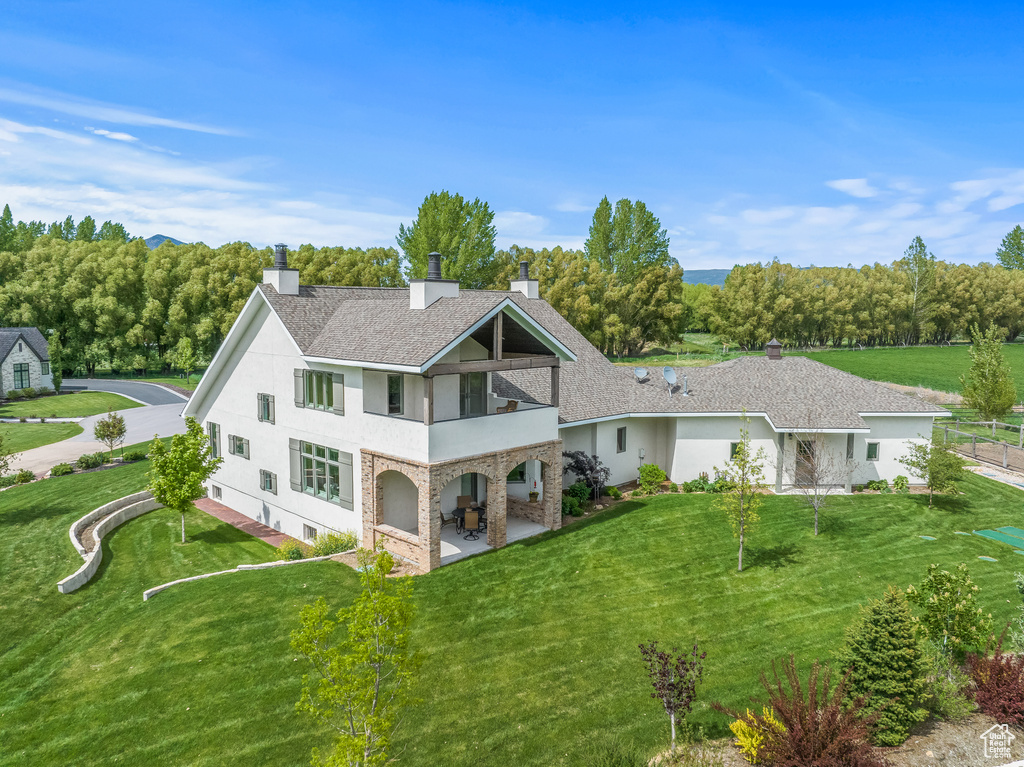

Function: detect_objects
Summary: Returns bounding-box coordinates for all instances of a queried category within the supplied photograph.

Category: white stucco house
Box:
[1,327,53,396]
[182,248,944,571]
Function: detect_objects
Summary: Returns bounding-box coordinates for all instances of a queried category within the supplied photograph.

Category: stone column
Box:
[360,452,378,547]
[487,476,507,549]
[544,458,562,530]
[425,474,441,571]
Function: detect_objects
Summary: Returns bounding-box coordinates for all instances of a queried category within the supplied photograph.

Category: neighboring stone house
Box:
[183,249,945,571]
[0,327,53,395]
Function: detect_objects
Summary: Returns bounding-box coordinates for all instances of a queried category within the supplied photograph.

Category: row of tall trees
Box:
[698,236,1024,348]
[0,206,130,254]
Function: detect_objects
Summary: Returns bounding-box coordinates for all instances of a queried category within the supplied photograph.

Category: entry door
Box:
[460,372,486,417]
[796,439,815,485]
[461,473,480,502]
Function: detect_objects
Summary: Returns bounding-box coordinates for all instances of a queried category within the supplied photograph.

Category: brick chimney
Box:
[510,260,539,299]
[765,338,782,360]
[263,243,299,295]
[410,252,460,309]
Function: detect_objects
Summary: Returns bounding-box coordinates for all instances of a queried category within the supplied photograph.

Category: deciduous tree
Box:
[714,415,767,571]
[906,562,993,659]
[794,434,856,535]
[638,640,705,752]
[397,190,497,288]
[291,545,418,767]
[961,323,1016,421]
[171,337,198,383]
[147,417,223,542]
[0,434,17,476]
[897,439,966,507]
[93,410,127,462]
[996,224,1024,270]
[47,333,63,394]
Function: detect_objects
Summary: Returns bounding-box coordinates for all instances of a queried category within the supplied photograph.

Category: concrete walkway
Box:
[194,498,298,549]
[9,403,187,475]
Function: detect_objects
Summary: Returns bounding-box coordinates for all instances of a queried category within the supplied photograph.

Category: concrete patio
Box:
[440,515,548,566]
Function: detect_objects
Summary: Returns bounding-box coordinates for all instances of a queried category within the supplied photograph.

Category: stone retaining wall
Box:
[58,492,163,594]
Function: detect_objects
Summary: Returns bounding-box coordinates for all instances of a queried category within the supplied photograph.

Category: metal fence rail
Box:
[941,425,1023,471]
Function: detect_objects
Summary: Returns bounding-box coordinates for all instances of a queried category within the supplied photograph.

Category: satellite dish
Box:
[634,367,648,383]
[663,367,676,386]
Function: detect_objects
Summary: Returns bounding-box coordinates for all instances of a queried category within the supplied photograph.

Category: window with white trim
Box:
[228,434,250,459]
[616,426,627,453]
[303,524,318,542]
[259,469,277,494]
[730,442,741,460]
[41,362,50,376]
[257,393,275,423]
[304,370,334,411]
[866,442,880,462]
[207,422,221,459]
[300,440,353,507]
[211,484,222,500]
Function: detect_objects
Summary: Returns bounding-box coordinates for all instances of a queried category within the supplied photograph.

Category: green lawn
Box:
[0,421,83,452]
[4,468,1024,765]
[793,344,1024,394]
[0,391,142,418]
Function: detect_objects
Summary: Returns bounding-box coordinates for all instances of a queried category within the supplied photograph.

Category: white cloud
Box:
[825,178,879,198]
[494,210,549,238]
[90,128,139,142]
[552,199,592,213]
[0,86,236,135]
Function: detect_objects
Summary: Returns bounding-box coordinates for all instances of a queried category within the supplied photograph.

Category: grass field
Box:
[0,421,83,452]
[793,345,1024,394]
[0,391,142,418]
[4,464,1024,765]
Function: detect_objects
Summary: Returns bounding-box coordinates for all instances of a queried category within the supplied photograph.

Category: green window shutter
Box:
[243,439,250,460]
[227,434,236,455]
[337,450,354,509]
[289,438,301,491]
[257,393,263,421]
[268,395,275,424]
[332,374,345,416]
[294,369,304,407]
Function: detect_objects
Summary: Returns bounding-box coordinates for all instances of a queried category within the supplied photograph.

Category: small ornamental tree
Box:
[836,587,927,745]
[147,416,223,543]
[794,434,856,535]
[638,640,706,751]
[562,450,611,501]
[966,634,1024,727]
[47,333,63,394]
[961,323,1016,421]
[93,410,126,462]
[714,415,767,572]
[172,336,198,383]
[897,439,966,507]
[906,563,994,659]
[291,545,418,767]
[0,433,17,476]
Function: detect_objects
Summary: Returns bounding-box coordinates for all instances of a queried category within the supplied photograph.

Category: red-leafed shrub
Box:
[715,656,887,767]
[967,636,1024,726]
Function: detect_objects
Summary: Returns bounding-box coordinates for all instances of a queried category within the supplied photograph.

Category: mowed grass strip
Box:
[0,421,83,452]
[794,344,1024,394]
[0,391,143,418]
[2,470,1023,765]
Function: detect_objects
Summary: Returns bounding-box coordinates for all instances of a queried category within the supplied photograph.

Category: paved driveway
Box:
[9,403,187,475]
[62,379,188,406]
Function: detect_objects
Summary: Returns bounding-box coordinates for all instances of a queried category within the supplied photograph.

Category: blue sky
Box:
[1,1,1022,268]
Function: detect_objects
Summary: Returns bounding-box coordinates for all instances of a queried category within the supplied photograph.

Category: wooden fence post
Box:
[1004,443,1009,469]
[944,426,949,444]
[973,434,977,459]
[993,420,997,438]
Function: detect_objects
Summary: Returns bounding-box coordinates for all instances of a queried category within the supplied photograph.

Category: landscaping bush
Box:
[715,657,885,767]
[561,496,583,517]
[893,475,910,493]
[729,707,784,764]
[76,452,105,470]
[566,481,590,504]
[310,530,358,556]
[0,474,17,488]
[122,450,147,462]
[6,389,25,400]
[907,562,993,660]
[966,636,1024,727]
[50,463,74,477]
[919,643,975,721]
[669,482,679,493]
[18,416,26,423]
[21,387,36,399]
[14,469,35,484]
[836,587,926,745]
[605,486,623,500]
[639,463,667,494]
[712,473,736,493]
[562,450,611,497]
[36,386,52,396]
[279,539,310,561]
[865,479,890,492]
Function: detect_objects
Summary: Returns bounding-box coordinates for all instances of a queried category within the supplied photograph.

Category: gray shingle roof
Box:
[0,327,49,363]
[260,285,944,430]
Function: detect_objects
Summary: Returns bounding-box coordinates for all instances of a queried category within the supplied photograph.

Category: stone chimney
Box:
[410,251,460,309]
[263,243,299,295]
[510,260,539,299]
[765,338,782,360]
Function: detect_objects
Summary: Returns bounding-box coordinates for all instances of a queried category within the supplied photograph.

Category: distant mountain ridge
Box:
[682,269,731,287]
[145,234,185,249]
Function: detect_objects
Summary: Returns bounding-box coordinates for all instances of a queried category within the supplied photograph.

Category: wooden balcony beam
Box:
[425,355,559,378]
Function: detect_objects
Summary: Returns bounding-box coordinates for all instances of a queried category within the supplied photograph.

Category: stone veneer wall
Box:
[362,439,563,571]
[2,338,50,394]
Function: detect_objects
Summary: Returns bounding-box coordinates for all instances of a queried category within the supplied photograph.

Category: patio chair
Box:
[440,509,456,530]
[456,495,473,534]
[496,400,519,414]
[463,510,480,541]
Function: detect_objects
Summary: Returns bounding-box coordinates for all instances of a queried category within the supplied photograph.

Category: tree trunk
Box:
[670,713,676,751]
[738,526,744,572]
[181,512,186,543]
